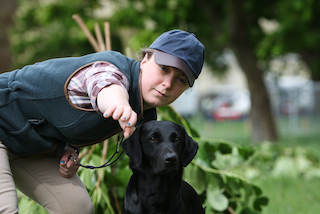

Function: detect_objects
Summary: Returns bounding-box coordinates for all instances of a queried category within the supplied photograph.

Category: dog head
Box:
[122,121,198,175]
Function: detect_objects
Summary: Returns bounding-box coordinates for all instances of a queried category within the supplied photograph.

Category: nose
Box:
[162,75,174,88]
[164,152,177,164]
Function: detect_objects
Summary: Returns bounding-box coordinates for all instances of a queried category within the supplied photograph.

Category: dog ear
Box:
[122,125,142,167]
[181,127,199,167]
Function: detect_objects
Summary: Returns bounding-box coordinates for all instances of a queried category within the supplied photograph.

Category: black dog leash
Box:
[68,133,124,169]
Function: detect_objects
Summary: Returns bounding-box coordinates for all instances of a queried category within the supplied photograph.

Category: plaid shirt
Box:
[66,61,129,113]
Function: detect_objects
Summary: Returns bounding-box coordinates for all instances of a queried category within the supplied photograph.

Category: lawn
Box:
[255,176,320,214]
[189,114,320,214]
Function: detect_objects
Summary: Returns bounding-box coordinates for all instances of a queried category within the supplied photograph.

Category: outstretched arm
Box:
[97,84,137,138]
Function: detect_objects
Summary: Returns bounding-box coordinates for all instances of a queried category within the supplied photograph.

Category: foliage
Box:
[9,0,102,69]
[158,106,268,213]
[17,106,269,213]
[108,0,281,143]
[109,0,229,74]
[9,0,320,213]
[245,142,320,180]
[257,0,320,80]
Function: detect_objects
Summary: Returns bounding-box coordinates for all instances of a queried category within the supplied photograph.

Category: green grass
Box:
[189,114,320,214]
[255,177,320,214]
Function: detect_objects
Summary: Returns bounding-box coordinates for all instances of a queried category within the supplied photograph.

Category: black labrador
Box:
[122,120,205,214]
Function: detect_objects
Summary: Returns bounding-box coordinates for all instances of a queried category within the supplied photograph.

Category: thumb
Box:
[60,154,70,165]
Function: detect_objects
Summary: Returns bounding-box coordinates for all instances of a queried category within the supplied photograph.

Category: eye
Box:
[150,136,156,142]
[174,137,180,142]
[177,77,187,85]
[160,65,169,72]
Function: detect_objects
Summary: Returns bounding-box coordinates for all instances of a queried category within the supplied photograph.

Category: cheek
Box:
[141,72,153,96]
[171,87,187,100]
[141,69,161,91]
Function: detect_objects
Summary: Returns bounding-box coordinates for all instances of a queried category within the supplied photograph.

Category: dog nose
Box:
[164,153,177,164]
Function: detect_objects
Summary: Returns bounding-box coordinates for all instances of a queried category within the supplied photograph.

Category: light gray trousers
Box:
[0,142,94,214]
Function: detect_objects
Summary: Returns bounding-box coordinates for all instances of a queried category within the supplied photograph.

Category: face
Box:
[140,121,186,174]
[140,54,189,109]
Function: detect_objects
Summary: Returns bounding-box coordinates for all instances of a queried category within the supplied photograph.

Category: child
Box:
[0,29,204,213]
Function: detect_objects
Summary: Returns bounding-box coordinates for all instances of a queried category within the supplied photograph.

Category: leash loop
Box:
[69,133,124,169]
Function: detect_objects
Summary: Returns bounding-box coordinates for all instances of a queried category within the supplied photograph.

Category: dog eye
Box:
[175,137,180,142]
[150,136,156,142]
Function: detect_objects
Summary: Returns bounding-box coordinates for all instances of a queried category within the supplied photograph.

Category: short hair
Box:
[137,48,154,61]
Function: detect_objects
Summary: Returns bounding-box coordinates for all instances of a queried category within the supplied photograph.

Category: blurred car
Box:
[201,89,251,121]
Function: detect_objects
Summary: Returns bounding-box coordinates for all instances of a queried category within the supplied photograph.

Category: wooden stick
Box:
[227,206,237,214]
[104,22,112,51]
[72,14,100,52]
[96,139,109,189]
[94,23,106,52]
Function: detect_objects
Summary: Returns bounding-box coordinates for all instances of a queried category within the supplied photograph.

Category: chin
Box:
[144,101,165,109]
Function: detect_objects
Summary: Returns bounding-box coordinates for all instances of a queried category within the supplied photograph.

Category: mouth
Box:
[155,89,167,97]
[154,162,179,175]
[157,167,179,175]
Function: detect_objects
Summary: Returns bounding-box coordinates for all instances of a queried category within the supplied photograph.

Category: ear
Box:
[139,54,148,71]
[181,127,199,167]
[122,125,142,167]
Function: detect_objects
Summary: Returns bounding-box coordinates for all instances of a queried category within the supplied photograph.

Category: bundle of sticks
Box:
[72,14,111,52]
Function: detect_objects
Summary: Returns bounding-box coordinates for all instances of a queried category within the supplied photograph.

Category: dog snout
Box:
[164,152,178,164]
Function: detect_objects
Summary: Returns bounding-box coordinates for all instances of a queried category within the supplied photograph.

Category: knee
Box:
[79,199,94,214]
[62,197,94,214]
[44,191,94,214]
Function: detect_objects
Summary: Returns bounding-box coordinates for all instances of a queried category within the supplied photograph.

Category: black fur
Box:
[122,121,205,214]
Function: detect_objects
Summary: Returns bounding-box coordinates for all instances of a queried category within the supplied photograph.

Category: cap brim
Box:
[153,50,195,86]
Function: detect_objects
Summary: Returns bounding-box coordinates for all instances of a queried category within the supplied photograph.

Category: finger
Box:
[60,157,68,166]
[59,168,77,178]
[59,166,71,178]
[126,111,137,127]
[67,159,78,168]
[59,162,78,178]
[119,107,133,122]
[103,105,117,118]
[118,120,128,131]
[112,106,124,120]
[123,126,134,138]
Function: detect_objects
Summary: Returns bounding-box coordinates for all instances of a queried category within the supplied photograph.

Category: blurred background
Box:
[1,0,320,213]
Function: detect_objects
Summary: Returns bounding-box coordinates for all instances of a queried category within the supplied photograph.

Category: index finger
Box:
[123,126,135,138]
[126,111,137,127]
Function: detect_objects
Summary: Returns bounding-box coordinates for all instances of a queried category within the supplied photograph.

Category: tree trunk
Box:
[232,44,278,142]
[299,51,320,116]
[0,0,17,74]
[299,51,320,81]
[227,0,278,142]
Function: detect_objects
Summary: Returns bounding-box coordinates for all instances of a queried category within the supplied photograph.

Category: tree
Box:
[9,0,102,70]
[110,0,278,142]
[223,0,278,142]
[257,0,320,116]
[259,0,320,81]
[0,0,17,73]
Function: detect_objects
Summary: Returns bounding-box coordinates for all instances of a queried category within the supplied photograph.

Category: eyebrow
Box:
[170,66,184,75]
[173,67,187,79]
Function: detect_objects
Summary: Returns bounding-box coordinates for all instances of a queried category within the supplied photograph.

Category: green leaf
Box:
[253,185,263,196]
[253,197,269,211]
[206,183,229,211]
[272,156,299,177]
[211,147,244,170]
[80,168,96,189]
[183,163,206,194]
